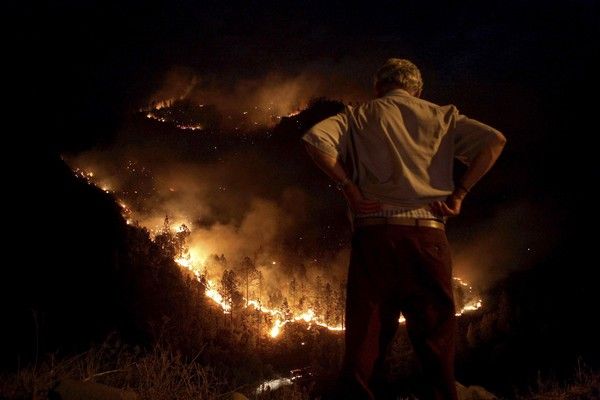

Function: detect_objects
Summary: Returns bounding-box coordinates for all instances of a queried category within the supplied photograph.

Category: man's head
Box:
[374,58,423,98]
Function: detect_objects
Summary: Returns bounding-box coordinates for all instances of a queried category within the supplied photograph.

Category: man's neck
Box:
[377,87,413,98]
[384,88,411,97]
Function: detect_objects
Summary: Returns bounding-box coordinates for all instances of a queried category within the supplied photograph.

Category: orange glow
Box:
[174,257,193,268]
[270,319,285,338]
[177,257,482,337]
[453,277,483,315]
[205,284,231,313]
[69,165,484,340]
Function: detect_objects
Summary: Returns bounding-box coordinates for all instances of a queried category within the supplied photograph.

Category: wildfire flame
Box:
[270,320,285,338]
[141,98,304,132]
[204,283,232,314]
[176,248,483,338]
[176,247,482,339]
[453,277,484,315]
[73,165,484,340]
[175,252,346,337]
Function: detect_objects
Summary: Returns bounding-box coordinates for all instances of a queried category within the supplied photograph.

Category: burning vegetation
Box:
[51,84,493,398]
[142,98,301,132]
[70,162,483,341]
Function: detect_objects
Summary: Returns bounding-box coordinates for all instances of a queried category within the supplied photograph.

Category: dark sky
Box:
[20,0,599,253]
[28,0,597,151]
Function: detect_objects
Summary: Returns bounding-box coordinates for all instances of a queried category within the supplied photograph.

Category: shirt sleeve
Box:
[302,111,350,159]
[451,110,505,165]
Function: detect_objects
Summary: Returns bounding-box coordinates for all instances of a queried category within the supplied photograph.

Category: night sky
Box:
[27,3,594,237]
[27,0,596,190]
[13,1,596,272]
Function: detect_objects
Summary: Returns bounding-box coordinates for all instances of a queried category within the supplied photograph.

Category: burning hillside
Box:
[70,155,483,341]
[138,66,366,133]
[63,70,485,341]
[142,98,300,132]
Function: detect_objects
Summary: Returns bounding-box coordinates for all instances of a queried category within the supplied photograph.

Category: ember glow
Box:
[141,98,304,132]
[69,161,483,341]
[270,319,285,338]
[453,277,484,315]
[204,281,231,314]
[172,232,481,338]
[175,253,345,338]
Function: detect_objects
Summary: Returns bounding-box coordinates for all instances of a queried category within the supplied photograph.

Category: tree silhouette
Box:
[220,269,241,328]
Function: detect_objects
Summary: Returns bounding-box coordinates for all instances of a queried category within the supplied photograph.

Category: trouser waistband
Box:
[353,217,445,231]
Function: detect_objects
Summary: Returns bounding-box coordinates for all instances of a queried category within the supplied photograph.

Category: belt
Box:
[353,217,445,231]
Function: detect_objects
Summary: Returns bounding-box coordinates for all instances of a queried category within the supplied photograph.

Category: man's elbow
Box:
[304,141,318,159]
[304,141,314,153]
[493,131,507,148]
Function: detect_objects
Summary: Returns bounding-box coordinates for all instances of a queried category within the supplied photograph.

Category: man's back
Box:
[304,88,503,208]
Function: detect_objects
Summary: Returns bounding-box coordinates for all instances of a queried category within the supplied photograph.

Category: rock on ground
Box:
[456,382,497,400]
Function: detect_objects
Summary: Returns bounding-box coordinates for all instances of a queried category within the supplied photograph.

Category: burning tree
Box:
[220,269,242,328]
[240,256,262,307]
[66,163,484,342]
[153,216,190,260]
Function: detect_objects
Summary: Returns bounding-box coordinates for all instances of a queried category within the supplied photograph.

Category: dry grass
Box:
[3,342,598,400]
[515,360,600,400]
[0,340,224,400]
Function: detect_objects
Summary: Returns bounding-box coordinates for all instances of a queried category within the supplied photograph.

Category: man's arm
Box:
[431,132,506,216]
[304,143,381,214]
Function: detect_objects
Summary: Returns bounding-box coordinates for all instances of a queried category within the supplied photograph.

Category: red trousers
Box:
[337,225,458,400]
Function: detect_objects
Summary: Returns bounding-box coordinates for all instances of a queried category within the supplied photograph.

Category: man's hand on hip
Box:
[343,184,382,214]
[430,195,463,217]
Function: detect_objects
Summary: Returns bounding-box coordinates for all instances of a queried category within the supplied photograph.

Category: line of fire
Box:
[69,97,484,343]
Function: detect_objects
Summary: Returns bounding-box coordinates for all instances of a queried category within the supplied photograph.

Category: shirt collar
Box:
[383,88,412,97]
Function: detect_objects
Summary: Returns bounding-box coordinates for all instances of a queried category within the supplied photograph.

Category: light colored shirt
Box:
[302,89,504,209]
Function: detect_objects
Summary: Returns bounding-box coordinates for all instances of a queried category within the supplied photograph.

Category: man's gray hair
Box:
[374,58,423,94]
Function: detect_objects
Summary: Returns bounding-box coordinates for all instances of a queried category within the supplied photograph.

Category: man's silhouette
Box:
[303,58,506,400]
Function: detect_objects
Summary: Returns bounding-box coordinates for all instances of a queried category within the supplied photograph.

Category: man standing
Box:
[303,59,506,400]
